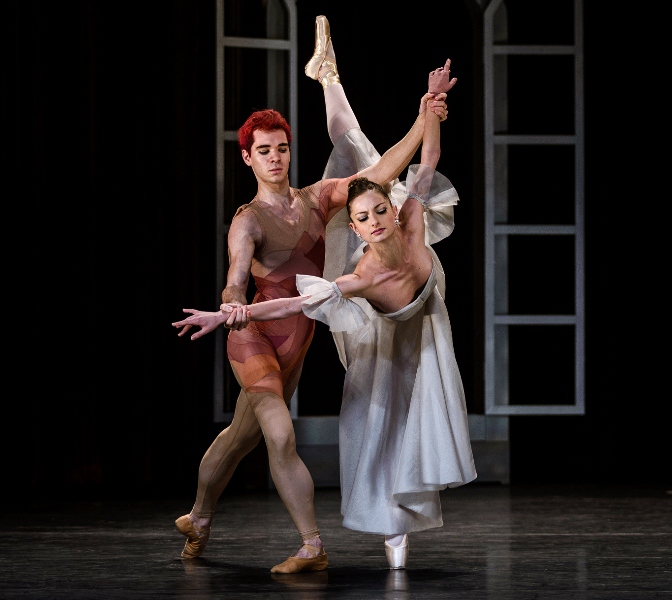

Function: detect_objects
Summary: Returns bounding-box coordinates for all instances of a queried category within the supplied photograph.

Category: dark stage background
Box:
[6,1,666,502]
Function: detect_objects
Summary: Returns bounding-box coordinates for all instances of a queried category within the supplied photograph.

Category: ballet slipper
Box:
[384,534,409,570]
[270,544,329,573]
[305,15,331,80]
[175,514,211,559]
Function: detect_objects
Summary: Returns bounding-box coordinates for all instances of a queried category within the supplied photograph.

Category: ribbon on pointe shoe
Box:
[319,58,341,89]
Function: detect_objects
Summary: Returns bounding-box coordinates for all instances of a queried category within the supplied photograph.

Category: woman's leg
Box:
[319,41,359,144]
[306,16,359,144]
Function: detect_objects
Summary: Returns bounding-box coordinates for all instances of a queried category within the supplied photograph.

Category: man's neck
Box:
[255,179,293,206]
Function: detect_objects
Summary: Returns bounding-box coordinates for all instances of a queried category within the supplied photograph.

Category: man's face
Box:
[241,129,290,185]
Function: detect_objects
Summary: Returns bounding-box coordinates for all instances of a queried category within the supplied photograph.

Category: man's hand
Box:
[172,308,227,341]
[428,58,457,95]
[220,303,251,331]
[419,92,448,121]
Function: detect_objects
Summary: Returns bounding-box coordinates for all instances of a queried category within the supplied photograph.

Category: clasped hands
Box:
[172,303,251,341]
[421,58,457,120]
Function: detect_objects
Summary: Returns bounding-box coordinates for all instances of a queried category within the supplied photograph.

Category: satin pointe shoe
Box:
[318,55,340,90]
[270,544,329,574]
[175,514,211,559]
[305,15,330,80]
[384,534,409,570]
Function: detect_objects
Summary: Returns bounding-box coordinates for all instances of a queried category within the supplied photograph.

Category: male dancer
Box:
[174,15,448,573]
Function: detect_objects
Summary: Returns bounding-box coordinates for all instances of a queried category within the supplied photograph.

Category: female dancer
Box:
[174,41,477,568]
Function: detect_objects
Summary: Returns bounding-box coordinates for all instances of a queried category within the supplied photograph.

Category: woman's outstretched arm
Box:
[172,296,307,341]
[225,296,306,321]
[173,271,378,341]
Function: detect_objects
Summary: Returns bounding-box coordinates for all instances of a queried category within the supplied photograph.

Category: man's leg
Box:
[178,346,326,572]
[239,357,326,572]
[193,390,263,517]
[176,389,263,558]
[247,389,316,527]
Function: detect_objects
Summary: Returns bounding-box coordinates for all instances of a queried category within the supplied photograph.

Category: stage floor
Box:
[1,484,670,599]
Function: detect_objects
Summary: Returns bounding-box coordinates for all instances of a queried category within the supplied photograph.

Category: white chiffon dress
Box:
[295,128,477,535]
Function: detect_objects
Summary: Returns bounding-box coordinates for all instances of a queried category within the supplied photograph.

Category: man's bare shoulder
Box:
[295,181,324,204]
[229,205,262,243]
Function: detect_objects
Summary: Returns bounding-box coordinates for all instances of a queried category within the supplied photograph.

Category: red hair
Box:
[237,109,292,154]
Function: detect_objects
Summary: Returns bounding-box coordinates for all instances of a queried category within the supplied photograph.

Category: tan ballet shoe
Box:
[384,534,409,570]
[305,15,331,80]
[175,514,211,559]
[270,544,329,574]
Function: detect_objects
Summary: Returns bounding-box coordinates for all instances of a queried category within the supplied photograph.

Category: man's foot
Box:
[175,514,211,559]
[270,539,328,574]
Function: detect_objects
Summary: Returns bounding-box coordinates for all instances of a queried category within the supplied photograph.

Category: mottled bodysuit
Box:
[228,192,326,396]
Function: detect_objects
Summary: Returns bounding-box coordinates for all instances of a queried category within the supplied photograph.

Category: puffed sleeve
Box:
[296,275,369,333]
[389,164,459,245]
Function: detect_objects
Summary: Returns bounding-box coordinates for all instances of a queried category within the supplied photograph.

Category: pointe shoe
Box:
[175,515,211,559]
[305,16,330,80]
[270,544,329,574]
[384,534,409,570]
[318,56,340,90]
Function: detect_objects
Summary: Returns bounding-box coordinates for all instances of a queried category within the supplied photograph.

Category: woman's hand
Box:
[172,308,227,340]
[428,58,457,95]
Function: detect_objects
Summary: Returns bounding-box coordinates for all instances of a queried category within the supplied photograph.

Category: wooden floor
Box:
[2,484,670,599]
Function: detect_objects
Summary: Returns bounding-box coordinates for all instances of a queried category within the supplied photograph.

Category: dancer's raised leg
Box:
[306,15,359,144]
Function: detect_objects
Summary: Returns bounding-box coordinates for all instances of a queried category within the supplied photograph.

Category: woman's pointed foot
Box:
[175,514,211,559]
[305,15,330,80]
[317,46,340,89]
[384,534,409,569]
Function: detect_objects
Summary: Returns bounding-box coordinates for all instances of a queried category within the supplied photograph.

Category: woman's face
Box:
[348,191,398,243]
